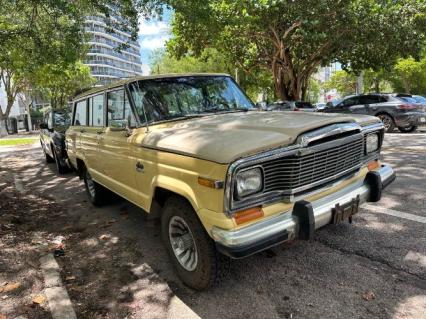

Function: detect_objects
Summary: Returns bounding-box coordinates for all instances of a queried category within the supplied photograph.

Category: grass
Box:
[0,137,38,146]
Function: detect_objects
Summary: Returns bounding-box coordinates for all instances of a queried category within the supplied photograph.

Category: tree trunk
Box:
[0,116,8,137]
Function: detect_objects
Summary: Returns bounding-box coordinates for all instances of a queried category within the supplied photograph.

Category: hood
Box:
[141,111,379,164]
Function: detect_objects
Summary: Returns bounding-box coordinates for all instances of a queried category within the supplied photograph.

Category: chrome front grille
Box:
[262,136,364,194]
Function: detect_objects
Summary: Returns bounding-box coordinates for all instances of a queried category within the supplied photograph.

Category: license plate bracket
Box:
[332,195,360,224]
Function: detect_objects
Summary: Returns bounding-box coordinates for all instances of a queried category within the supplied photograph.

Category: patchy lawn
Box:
[0,138,38,147]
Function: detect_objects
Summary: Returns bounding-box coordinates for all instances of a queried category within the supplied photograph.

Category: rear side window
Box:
[74,100,87,126]
[90,94,105,127]
[358,95,380,105]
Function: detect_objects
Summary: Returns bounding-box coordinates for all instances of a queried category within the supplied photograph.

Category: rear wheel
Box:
[376,114,395,133]
[161,196,230,290]
[83,168,109,206]
[53,150,69,174]
[398,125,417,133]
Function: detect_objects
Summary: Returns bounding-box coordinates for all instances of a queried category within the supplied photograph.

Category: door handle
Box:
[136,161,144,172]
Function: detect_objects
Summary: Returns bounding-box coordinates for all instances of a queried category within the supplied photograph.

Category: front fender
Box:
[149,175,199,212]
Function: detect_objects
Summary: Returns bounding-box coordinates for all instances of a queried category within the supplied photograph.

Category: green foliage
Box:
[34,62,95,109]
[166,0,425,100]
[149,48,273,101]
[323,71,357,97]
[150,48,233,74]
[390,56,426,94]
[306,78,321,103]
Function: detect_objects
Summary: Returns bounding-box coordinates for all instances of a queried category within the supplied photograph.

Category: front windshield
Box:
[129,76,255,124]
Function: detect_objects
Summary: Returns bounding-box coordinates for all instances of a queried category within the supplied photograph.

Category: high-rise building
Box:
[84,15,143,86]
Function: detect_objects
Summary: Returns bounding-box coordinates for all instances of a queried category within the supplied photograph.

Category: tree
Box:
[34,62,95,110]
[166,0,425,101]
[150,48,275,101]
[323,71,357,97]
[390,56,426,94]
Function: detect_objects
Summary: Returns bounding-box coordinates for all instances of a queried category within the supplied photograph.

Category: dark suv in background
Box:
[324,93,426,133]
[39,109,71,174]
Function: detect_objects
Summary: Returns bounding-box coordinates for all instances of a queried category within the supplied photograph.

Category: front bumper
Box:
[395,112,426,127]
[212,165,396,259]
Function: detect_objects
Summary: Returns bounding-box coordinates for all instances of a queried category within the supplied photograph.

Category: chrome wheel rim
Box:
[168,216,198,272]
[378,115,391,130]
[85,171,96,198]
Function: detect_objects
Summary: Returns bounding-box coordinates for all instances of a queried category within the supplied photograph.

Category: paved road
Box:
[0,132,425,319]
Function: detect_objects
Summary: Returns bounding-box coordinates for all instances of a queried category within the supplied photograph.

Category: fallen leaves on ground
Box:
[362,290,376,301]
[0,282,21,293]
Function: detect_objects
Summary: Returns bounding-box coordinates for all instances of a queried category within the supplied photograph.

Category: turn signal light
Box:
[234,207,264,225]
[367,160,380,171]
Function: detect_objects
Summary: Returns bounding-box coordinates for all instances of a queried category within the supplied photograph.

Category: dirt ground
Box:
[0,133,425,319]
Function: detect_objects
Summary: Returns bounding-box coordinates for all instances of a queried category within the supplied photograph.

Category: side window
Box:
[107,89,125,122]
[359,95,380,105]
[124,94,137,127]
[107,89,136,128]
[74,100,87,126]
[91,94,105,127]
[342,97,359,107]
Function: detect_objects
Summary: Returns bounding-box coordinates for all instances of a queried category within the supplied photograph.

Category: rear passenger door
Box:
[67,100,88,166]
[81,94,106,178]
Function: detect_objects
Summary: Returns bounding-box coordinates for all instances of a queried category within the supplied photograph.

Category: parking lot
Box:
[0,131,425,319]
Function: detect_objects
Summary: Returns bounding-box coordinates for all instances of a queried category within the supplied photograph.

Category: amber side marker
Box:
[234,207,264,225]
[367,160,380,171]
[198,177,224,189]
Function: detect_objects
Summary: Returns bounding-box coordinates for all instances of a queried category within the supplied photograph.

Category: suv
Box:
[39,109,71,174]
[324,93,426,133]
[66,74,395,290]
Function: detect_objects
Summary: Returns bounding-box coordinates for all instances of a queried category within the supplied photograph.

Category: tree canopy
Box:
[166,0,426,101]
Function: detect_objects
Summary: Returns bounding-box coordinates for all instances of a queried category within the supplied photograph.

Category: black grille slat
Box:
[262,137,364,193]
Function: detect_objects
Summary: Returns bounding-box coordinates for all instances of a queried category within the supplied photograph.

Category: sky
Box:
[138,9,172,75]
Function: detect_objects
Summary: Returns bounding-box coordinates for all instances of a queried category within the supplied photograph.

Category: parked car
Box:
[411,95,426,105]
[267,100,317,112]
[315,102,327,111]
[39,109,71,174]
[66,74,395,290]
[324,93,426,133]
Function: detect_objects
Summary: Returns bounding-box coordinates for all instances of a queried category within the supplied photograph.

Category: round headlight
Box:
[366,133,379,154]
[235,167,263,198]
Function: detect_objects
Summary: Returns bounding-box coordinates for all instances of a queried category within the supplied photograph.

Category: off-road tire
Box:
[376,114,395,133]
[53,150,69,174]
[83,168,109,206]
[161,196,230,290]
[398,125,417,133]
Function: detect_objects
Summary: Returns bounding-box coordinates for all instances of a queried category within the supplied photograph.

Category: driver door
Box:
[97,88,140,204]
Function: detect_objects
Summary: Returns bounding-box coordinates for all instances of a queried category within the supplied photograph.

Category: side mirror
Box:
[109,119,129,132]
[39,123,48,129]
[325,102,333,108]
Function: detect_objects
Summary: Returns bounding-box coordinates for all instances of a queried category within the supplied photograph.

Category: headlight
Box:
[235,167,263,198]
[366,133,379,153]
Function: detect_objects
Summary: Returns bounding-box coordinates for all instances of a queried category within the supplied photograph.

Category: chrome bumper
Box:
[212,164,395,258]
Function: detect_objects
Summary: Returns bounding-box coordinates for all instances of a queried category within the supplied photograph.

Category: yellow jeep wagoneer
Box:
[66,74,395,290]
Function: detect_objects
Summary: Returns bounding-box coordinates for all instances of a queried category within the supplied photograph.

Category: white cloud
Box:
[139,35,171,50]
[139,20,170,36]
[141,64,151,75]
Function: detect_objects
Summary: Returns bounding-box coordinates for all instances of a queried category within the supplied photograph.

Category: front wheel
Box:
[161,196,230,290]
[376,114,395,133]
[83,168,109,206]
[398,125,417,133]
